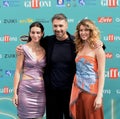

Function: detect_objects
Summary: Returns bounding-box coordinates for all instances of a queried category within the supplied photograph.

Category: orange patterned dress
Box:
[70,55,104,119]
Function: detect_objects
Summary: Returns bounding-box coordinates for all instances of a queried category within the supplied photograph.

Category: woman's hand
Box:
[12,94,18,107]
[93,96,102,110]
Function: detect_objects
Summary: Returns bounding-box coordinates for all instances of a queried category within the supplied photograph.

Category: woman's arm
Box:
[13,53,24,106]
[94,46,106,110]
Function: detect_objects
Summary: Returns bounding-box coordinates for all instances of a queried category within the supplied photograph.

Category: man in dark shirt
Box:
[17,13,76,119]
[17,13,104,119]
[41,13,76,119]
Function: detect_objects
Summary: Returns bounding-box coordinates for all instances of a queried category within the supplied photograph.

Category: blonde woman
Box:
[70,19,106,119]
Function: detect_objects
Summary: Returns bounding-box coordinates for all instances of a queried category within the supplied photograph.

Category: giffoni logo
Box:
[101,0,118,7]
[24,0,52,8]
[109,68,118,78]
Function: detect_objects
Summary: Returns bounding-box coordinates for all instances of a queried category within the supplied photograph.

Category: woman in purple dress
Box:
[12,21,46,119]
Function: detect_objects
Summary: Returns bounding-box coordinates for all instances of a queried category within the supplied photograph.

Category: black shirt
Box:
[50,38,75,89]
[41,33,76,90]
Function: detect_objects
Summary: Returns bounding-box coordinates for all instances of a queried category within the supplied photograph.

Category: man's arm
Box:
[16,44,23,55]
[94,40,106,50]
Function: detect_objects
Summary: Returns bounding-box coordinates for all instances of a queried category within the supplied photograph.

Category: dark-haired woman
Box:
[12,22,46,119]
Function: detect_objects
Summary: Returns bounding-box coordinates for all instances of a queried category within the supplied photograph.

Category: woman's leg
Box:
[76,92,104,119]
[82,92,104,119]
[76,92,85,119]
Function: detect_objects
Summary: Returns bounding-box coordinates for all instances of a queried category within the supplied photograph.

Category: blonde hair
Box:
[74,19,100,53]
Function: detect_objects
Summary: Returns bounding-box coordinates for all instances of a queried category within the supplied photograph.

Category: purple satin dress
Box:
[17,45,46,119]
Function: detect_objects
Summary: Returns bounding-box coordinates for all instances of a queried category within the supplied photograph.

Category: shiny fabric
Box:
[76,92,104,119]
[17,79,46,119]
[17,44,46,119]
[22,45,46,79]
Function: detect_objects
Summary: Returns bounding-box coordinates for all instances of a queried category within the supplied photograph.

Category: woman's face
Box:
[79,25,91,41]
[30,26,43,43]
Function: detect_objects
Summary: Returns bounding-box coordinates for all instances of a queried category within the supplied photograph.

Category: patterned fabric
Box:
[70,55,99,119]
[75,55,98,94]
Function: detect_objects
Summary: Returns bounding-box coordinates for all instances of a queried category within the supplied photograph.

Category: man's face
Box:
[52,19,68,40]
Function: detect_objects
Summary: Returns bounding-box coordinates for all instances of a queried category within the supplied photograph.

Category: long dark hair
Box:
[27,21,44,44]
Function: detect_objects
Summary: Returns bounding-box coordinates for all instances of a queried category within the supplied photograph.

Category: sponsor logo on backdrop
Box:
[106,52,113,59]
[0,36,18,42]
[4,54,17,58]
[103,89,111,95]
[3,19,17,24]
[24,0,52,8]
[19,18,34,24]
[67,18,74,23]
[66,0,77,7]
[108,34,114,42]
[0,54,2,59]
[78,0,97,6]
[0,69,3,78]
[101,0,118,7]
[103,34,120,41]
[105,68,120,79]
[116,89,120,94]
[55,0,77,7]
[2,0,20,7]
[105,68,119,78]
[109,68,118,78]
[78,0,85,6]
[115,17,120,22]
[103,89,120,95]
[0,87,13,94]
[59,0,97,7]
[4,35,10,42]
[31,0,40,8]
[56,0,65,7]
[20,35,28,41]
[20,18,50,25]
[5,70,15,77]
[98,17,113,23]
[35,18,50,23]
[116,52,120,58]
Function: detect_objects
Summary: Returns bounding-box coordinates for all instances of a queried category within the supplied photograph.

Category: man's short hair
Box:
[51,13,67,22]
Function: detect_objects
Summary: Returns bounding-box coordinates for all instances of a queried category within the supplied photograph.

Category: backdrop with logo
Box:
[0,0,120,119]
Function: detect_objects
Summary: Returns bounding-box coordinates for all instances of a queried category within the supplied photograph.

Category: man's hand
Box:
[16,44,23,56]
[94,40,103,49]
